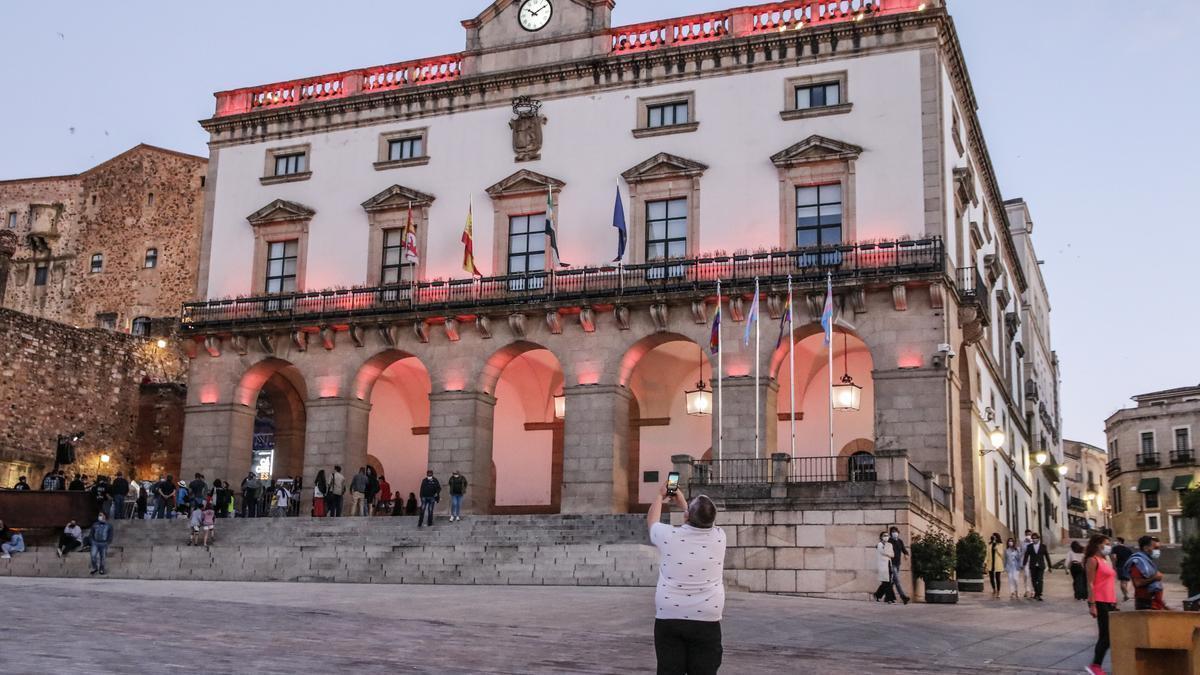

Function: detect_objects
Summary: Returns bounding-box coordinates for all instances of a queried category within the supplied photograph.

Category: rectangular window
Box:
[795,82,841,110]
[1141,432,1155,454]
[274,153,307,177]
[645,198,688,261]
[1111,487,1121,514]
[1177,428,1190,451]
[96,313,117,330]
[34,263,48,286]
[1109,439,1118,455]
[90,253,103,274]
[1145,491,1159,510]
[647,101,689,129]
[1146,513,1161,532]
[6,211,16,229]
[388,137,423,162]
[381,229,412,285]
[796,184,843,263]
[507,214,547,290]
[265,240,299,294]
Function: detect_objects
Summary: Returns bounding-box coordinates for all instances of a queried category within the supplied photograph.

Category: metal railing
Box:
[183,238,943,330]
[688,455,878,486]
[1105,458,1121,478]
[1171,448,1195,465]
[1136,451,1161,467]
[955,266,991,325]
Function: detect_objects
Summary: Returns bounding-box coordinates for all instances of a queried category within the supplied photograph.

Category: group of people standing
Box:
[984,530,1054,600]
[304,466,469,526]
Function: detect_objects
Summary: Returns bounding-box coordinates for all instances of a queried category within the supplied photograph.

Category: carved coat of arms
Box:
[510,96,547,163]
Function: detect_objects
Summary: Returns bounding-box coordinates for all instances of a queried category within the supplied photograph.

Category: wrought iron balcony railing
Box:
[1136,451,1161,467]
[1171,448,1195,465]
[1105,458,1120,478]
[955,266,991,326]
[182,238,943,330]
[688,456,877,486]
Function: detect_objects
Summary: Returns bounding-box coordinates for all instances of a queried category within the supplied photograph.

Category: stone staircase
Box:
[0,514,660,587]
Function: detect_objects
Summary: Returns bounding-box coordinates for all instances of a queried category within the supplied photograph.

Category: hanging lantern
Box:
[1034,450,1048,466]
[989,426,1007,450]
[553,394,565,420]
[833,332,862,411]
[685,350,713,416]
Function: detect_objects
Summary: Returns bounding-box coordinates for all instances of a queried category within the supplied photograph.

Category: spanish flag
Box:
[462,199,482,277]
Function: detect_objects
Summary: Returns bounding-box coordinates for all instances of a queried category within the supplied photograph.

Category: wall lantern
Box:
[832,332,863,412]
[983,407,1006,450]
[156,338,168,349]
[685,350,713,417]
[1034,450,1048,466]
[553,394,566,420]
[1057,464,1069,477]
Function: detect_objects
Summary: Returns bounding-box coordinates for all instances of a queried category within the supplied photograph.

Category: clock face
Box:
[518,0,553,32]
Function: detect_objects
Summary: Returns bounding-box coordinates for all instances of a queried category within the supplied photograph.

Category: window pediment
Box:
[953,166,978,207]
[621,153,708,184]
[247,199,315,227]
[486,169,565,198]
[361,184,436,213]
[770,135,863,168]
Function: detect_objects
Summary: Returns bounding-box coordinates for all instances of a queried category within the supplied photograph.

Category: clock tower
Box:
[461,0,616,76]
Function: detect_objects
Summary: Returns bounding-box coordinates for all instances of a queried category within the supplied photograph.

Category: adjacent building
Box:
[180,0,1056,566]
[1063,439,1109,536]
[0,144,207,335]
[1105,385,1200,545]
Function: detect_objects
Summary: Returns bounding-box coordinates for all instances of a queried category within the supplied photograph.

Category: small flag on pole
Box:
[743,288,760,346]
[776,300,791,349]
[402,202,420,265]
[709,304,722,355]
[821,275,834,345]
[546,183,569,268]
[462,200,481,278]
[612,184,627,263]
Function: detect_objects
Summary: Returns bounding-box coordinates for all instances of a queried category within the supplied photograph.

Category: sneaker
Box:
[901,597,910,605]
[56,547,62,558]
[99,569,106,576]
[1,553,9,559]
[89,569,96,575]
[1085,664,1105,675]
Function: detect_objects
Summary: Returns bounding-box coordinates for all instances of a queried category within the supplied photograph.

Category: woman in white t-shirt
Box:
[647,483,726,675]
[56,521,84,557]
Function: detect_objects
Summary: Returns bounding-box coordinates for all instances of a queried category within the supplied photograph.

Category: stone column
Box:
[427,391,496,515]
[0,230,16,304]
[180,403,256,483]
[303,398,371,510]
[874,368,952,479]
[561,384,632,514]
[714,377,778,460]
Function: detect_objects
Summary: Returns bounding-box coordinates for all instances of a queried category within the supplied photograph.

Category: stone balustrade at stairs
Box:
[0,515,660,587]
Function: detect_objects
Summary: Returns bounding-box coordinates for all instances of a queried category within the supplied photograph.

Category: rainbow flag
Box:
[743,290,760,346]
[821,276,833,345]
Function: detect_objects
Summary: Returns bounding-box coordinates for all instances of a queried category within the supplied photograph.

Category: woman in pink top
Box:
[1084,534,1117,675]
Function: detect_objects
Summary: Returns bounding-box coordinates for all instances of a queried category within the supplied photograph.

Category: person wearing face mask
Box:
[1125,535,1168,610]
[986,533,1004,599]
[88,511,115,575]
[1022,532,1052,601]
[1067,541,1088,600]
[1083,534,1116,675]
[873,532,897,603]
[1003,538,1023,599]
[887,527,910,605]
[1020,530,1034,598]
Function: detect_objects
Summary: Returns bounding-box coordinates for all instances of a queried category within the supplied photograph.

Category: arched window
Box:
[90,253,103,273]
[131,317,152,337]
[848,451,876,482]
[144,248,158,268]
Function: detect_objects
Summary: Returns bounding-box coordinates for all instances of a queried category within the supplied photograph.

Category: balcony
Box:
[955,267,991,326]
[1106,458,1121,478]
[212,0,930,118]
[1068,496,1088,513]
[1171,448,1195,465]
[1136,451,1161,468]
[182,238,943,331]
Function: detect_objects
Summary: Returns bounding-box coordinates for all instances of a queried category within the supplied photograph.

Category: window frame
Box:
[96,313,117,331]
[634,92,698,139]
[1174,426,1191,451]
[261,144,312,185]
[375,128,431,171]
[1140,430,1156,455]
[33,262,49,286]
[1144,489,1160,510]
[89,253,104,274]
[795,183,844,250]
[506,212,548,276]
[380,228,414,285]
[131,316,152,337]
[6,211,16,229]
[264,239,300,295]
[781,71,852,121]
[1145,513,1161,533]
[144,248,158,269]
[644,197,689,276]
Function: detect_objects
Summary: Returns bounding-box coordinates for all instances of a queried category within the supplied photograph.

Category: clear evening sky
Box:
[1,1,1196,448]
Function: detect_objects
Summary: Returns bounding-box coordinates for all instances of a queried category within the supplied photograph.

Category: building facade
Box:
[182,0,1053,539]
[0,144,207,335]
[1062,439,1109,536]
[1105,385,1200,545]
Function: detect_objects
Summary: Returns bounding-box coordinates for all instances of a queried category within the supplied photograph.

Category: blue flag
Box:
[612,185,627,263]
[743,291,760,347]
[821,277,834,345]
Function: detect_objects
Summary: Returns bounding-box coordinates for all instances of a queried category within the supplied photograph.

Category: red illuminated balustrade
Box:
[182,238,942,329]
[213,0,929,117]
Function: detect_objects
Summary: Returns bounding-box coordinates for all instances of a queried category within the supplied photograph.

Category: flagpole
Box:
[754,277,761,461]
[717,279,723,464]
[788,275,796,461]
[827,273,835,459]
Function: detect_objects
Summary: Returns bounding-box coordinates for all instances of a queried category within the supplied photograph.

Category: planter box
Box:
[924,579,959,604]
[957,577,985,593]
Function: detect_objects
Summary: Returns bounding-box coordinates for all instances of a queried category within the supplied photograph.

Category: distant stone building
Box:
[0,144,207,334]
[1062,439,1108,536]
[1105,385,1200,544]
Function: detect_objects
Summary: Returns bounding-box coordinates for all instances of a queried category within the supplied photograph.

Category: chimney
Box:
[0,230,16,305]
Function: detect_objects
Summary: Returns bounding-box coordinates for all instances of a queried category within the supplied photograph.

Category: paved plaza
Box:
[2,569,1183,674]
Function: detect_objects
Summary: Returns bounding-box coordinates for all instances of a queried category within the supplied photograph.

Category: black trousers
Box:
[655,619,722,675]
[989,571,1002,593]
[873,581,896,602]
[1070,563,1088,600]
[1030,566,1046,598]
[325,494,342,517]
[1093,602,1115,665]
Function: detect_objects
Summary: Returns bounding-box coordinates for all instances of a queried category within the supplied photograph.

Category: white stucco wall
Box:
[206,49,926,298]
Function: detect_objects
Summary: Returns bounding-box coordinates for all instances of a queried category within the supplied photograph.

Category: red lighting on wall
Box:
[898,354,924,369]
[576,368,601,386]
[317,376,341,399]
[443,374,466,392]
[199,384,220,405]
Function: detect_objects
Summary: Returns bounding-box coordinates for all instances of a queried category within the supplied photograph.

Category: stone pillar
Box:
[671,454,694,487]
[771,452,791,484]
[303,398,371,510]
[714,377,778,460]
[427,391,495,515]
[0,230,16,304]
[873,368,952,478]
[180,403,256,484]
[561,384,631,514]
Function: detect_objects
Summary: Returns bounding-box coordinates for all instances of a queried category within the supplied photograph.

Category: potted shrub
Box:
[955,530,987,593]
[911,529,957,604]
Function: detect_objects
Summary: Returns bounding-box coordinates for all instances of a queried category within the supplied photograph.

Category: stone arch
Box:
[352,349,426,401]
[235,358,307,482]
[354,350,432,501]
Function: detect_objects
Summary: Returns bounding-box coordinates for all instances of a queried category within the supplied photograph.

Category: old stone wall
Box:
[0,309,187,486]
[0,144,206,332]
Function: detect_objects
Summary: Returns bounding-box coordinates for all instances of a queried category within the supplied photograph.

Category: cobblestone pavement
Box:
[0,570,1184,674]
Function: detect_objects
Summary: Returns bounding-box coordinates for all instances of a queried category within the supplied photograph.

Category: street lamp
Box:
[989,426,1007,450]
[685,351,713,417]
[156,338,168,349]
[553,394,565,420]
[97,453,110,475]
[1057,464,1069,477]
[831,332,862,412]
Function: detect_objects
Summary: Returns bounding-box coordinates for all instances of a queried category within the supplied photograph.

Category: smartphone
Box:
[666,471,680,496]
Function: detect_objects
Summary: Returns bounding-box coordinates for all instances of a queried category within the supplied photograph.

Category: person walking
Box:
[1084,534,1116,675]
[1020,530,1034,597]
[448,471,468,522]
[188,473,208,509]
[986,533,1004,599]
[1111,537,1134,602]
[1126,535,1167,610]
[88,512,114,575]
[887,526,910,604]
[313,470,328,518]
[377,475,392,516]
[1023,532,1053,601]
[272,482,291,518]
[1003,537,1023,599]
[1067,540,1088,601]
[349,468,369,517]
[240,472,261,518]
[873,531,897,603]
[647,482,726,675]
[418,470,440,528]
[56,520,84,557]
[326,466,346,517]
[201,502,216,548]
